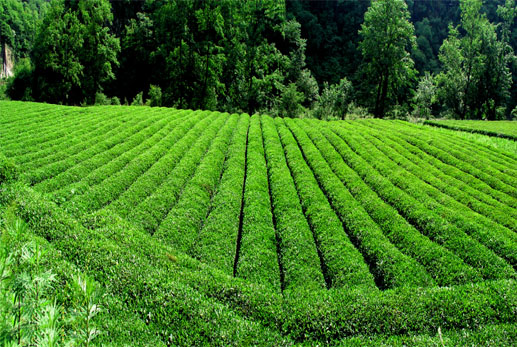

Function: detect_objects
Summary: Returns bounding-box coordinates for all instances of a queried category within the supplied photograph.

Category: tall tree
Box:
[482,0,516,119]
[153,0,227,110]
[112,11,155,104]
[436,0,515,119]
[73,0,120,104]
[31,0,84,104]
[358,0,417,118]
[30,0,119,105]
[238,0,287,114]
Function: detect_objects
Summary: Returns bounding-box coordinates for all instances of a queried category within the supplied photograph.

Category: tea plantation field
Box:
[0,101,516,345]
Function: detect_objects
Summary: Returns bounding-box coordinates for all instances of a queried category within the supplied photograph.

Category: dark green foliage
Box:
[0,0,49,61]
[94,92,110,105]
[286,0,369,85]
[110,11,154,104]
[141,0,308,114]
[408,1,461,75]
[436,0,516,120]
[411,72,436,119]
[314,77,353,120]
[130,91,143,106]
[5,58,33,101]
[276,83,304,118]
[29,0,119,105]
[2,0,517,118]
[148,84,162,107]
[110,96,120,105]
[358,0,417,118]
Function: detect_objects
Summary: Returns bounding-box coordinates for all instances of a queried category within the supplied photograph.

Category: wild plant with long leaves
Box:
[0,210,103,346]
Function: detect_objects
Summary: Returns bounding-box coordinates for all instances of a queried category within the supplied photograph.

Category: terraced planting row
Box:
[425,119,517,140]
[0,101,515,344]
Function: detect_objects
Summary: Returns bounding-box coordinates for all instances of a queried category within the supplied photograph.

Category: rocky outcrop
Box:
[1,43,14,79]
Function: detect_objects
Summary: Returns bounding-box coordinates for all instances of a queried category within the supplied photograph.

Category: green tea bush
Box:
[0,153,18,184]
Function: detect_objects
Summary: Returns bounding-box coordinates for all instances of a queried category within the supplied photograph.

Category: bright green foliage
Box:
[235,115,281,290]
[292,119,435,289]
[425,119,517,140]
[0,101,516,344]
[276,118,376,290]
[302,121,481,286]
[153,114,239,252]
[69,274,103,346]
[358,0,417,118]
[333,121,517,275]
[0,152,16,183]
[261,115,325,292]
[194,114,249,276]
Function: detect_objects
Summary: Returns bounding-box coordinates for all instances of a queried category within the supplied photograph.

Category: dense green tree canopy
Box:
[436,0,515,119]
[29,0,119,105]
[358,0,417,118]
[2,0,516,119]
[0,0,49,60]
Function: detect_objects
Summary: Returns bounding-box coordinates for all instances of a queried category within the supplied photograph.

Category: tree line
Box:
[1,0,516,120]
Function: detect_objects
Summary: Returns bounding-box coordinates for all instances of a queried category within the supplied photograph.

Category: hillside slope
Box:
[1,101,516,345]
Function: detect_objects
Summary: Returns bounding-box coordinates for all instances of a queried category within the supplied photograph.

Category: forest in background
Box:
[1,0,516,119]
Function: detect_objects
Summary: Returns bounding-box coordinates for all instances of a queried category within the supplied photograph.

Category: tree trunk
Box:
[179,40,184,107]
[374,75,383,118]
[377,73,389,118]
[202,43,210,108]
